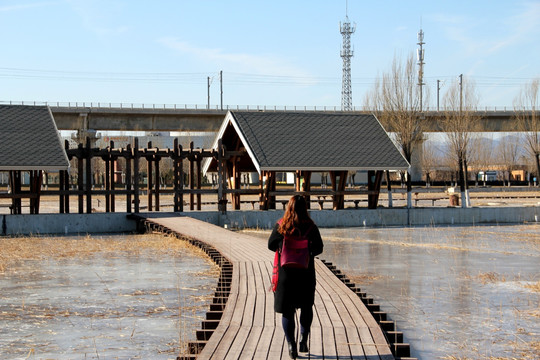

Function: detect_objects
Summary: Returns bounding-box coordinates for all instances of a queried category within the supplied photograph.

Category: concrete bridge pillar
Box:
[72,113,100,146]
[410,139,424,182]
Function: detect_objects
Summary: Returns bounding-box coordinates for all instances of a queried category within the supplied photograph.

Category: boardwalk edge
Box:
[320,259,418,360]
[129,215,231,360]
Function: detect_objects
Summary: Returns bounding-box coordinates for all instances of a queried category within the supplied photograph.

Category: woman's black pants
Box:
[281,306,313,344]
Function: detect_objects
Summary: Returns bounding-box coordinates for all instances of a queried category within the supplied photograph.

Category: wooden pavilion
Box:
[203,111,409,210]
[0,105,69,213]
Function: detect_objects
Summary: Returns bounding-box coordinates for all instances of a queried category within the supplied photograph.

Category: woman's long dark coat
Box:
[268,221,324,314]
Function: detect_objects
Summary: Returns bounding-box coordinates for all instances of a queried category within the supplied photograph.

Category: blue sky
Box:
[0,0,538,109]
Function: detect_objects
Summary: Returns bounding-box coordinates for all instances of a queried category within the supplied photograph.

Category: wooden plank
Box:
[316,264,367,359]
[195,258,240,360]
[317,262,382,358]
[141,216,397,360]
[225,262,257,359]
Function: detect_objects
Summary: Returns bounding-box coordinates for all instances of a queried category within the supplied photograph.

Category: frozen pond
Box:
[0,234,219,360]
[243,224,539,359]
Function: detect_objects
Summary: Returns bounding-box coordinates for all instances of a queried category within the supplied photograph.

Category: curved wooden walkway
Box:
[133,214,413,360]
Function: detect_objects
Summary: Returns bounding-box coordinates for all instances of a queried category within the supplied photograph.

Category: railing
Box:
[0,100,531,112]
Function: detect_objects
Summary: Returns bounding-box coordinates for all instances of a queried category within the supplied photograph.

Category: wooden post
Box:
[264,171,276,210]
[196,153,202,211]
[386,170,393,208]
[9,171,21,214]
[62,140,70,214]
[154,154,160,211]
[261,171,273,210]
[86,138,92,214]
[338,171,347,209]
[189,141,195,211]
[304,171,312,209]
[259,171,265,210]
[65,169,70,213]
[110,149,116,213]
[174,139,184,212]
[330,171,347,210]
[217,140,227,213]
[59,168,65,214]
[133,138,140,213]
[125,144,132,213]
[231,159,241,210]
[330,171,337,210]
[30,170,42,214]
[368,170,384,209]
[105,151,110,212]
[179,144,185,212]
[29,171,36,214]
[147,141,153,212]
[77,143,84,214]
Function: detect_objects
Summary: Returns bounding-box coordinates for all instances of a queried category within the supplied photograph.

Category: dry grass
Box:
[348,273,388,285]
[524,280,540,292]
[0,233,216,273]
[0,232,220,357]
[477,272,506,284]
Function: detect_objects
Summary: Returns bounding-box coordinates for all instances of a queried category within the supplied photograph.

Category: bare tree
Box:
[364,53,424,208]
[440,76,481,207]
[496,135,521,187]
[513,78,539,185]
[421,137,438,187]
[469,134,495,187]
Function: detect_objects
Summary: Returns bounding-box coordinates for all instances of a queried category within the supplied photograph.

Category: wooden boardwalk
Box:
[134,214,413,360]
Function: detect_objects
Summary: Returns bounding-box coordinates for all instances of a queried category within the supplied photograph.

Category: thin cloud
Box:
[66,0,130,36]
[488,2,540,53]
[0,1,58,12]
[158,37,314,79]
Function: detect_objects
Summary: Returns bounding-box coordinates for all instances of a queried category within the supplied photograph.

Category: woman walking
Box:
[268,195,324,359]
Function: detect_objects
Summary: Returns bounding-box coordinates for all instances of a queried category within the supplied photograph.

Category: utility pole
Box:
[207,76,211,110]
[437,79,441,111]
[417,29,425,112]
[459,74,463,114]
[220,70,223,111]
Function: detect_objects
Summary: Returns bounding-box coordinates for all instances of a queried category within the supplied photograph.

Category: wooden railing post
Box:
[77,143,84,214]
[173,139,184,212]
[125,143,132,213]
[147,141,153,211]
[133,138,140,213]
[110,141,116,213]
[154,152,160,211]
[189,141,195,211]
[196,152,202,211]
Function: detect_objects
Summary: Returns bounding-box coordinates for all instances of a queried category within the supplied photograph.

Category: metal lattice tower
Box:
[340,11,355,111]
[417,29,425,112]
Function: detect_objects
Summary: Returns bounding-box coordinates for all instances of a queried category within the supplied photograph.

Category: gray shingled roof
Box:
[0,105,69,170]
[208,111,409,172]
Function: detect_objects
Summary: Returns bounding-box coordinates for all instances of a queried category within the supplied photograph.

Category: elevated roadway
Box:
[49,106,536,133]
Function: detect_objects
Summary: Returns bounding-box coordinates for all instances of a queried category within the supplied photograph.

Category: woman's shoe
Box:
[288,342,298,359]
[299,332,309,353]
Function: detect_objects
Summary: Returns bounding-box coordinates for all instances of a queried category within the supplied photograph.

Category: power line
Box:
[0,66,534,88]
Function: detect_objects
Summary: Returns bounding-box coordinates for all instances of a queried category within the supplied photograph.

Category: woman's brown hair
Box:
[278,195,313,236]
